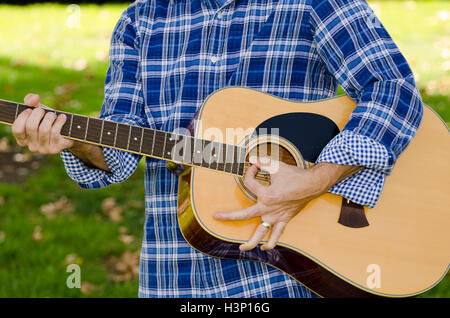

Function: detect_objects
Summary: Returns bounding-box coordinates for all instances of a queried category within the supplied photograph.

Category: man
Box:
[12,0,423,297]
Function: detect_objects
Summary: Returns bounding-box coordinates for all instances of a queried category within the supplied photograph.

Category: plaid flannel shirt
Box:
[60,0,423,297]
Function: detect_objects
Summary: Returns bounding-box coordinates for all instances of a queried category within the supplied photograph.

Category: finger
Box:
[12,108,33,146]
[50,114,70,149]
[239,222,271,251]
[38,112,57,150]
[25,107,46,148]
[244,164,265,196]
[260,221,287,251]
[214,204,261,221]
[24,93,52,110]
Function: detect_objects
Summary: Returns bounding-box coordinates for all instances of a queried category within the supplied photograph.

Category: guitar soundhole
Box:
[242,142,298,193]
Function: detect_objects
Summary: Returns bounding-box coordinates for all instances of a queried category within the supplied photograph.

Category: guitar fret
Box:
[113,122,118,147]
[215,141,222,171]
[162,134,167,159]
[85,117,89,140]
[150,130,156,156]
[203,140,211,169]
[14,103,19,120]
[181,135,191,165]
[99,120,105,145]
[127,125,132,150]
[68,114,74,136]
[231,145,240,175]
[216,142,226,172]
[139,127,144,153]
[192,138,203,166]
[238,146,246,176]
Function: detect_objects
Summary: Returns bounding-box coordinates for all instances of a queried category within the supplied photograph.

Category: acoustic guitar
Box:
[0,87,449,298]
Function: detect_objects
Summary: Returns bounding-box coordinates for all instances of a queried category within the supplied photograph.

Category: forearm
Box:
[311,162,362,195]
[68,141,111,172]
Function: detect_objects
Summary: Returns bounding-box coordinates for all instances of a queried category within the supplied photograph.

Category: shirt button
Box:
[217,12,223,19]
[210,56,218,63]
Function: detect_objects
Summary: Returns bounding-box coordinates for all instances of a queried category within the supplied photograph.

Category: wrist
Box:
[310,162,362,194]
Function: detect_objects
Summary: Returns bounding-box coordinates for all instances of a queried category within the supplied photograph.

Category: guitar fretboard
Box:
[0,99,246,176]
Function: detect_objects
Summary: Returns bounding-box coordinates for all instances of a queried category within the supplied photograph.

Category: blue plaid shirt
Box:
[60,0,423,297]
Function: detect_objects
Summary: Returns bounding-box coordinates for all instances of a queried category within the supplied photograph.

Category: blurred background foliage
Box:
[0,0,448,298]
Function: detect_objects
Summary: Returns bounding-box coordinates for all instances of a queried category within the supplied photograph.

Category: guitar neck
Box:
[0,99,246,176]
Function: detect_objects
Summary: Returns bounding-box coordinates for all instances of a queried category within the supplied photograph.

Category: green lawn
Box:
[0,1,448,298]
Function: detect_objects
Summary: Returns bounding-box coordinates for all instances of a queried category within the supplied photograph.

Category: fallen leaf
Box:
[0,138,11,151]
[54,83,79,96]
[0,231,5,244]
[106,250,139,283]
[118,226,128,234]
[425,78,450,96]
[101,197,122,222]
[32,226,43,241]
[13,152,32,163]
[80,282,99,295]
[119,234,135,245]
[64,253,83,266]
[40,197,74,219]
[73,59,88,71]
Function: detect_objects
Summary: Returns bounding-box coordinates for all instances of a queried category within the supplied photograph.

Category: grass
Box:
[0,1,448,298]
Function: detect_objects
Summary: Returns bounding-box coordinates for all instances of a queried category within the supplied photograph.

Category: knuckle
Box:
[39,124,50,135]
[11,125,23,136]
[260,190,278,204]
[25,121,37,132]
[32,107,44,117]
[28,145,37,152]
[44,111,56,121]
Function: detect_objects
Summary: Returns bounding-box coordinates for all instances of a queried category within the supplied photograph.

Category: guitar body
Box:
[177,87,450,298]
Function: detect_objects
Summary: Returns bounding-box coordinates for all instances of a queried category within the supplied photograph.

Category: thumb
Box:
[24,93,40,107]
[23,93,52,110]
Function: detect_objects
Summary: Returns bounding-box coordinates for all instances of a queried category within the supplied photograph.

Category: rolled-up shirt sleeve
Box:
[309,0,423,208]
[60,6,149,189]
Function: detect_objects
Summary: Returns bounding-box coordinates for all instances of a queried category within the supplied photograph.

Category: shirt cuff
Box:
[60,116,143,189]
[315,130,391,208]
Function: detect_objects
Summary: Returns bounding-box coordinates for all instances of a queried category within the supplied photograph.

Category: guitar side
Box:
[178,87,450,297]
